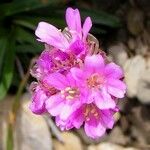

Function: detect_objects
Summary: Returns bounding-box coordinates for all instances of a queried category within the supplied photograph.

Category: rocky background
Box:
[0,0,150,150]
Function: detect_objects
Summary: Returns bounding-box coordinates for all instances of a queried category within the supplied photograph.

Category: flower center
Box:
[52,55,82,73]
[61,87,80,100]
[83,104,99,122]
[87,73,104,88]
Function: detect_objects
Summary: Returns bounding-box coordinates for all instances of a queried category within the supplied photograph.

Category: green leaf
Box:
[16,44,43,54]
[0,37,15,100]
[13,15,65,30]
[0,38,7,75]
[91,27,107,34]
[16,27,35,44]
[15,27,43,53]
[80,9,121,28]
[13,19,36,30]
[0,0,62,19]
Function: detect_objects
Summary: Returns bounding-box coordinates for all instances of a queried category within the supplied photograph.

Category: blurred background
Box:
[0,0,150,150]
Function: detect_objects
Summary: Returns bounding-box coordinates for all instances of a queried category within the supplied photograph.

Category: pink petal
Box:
[46,94,64,116]
[84,121,106,138]
[35,22,69,51]
[37,50,52,73]
[43,73,69,90]
[100,110,114,129]
[70,67,85,82]
[66,7,81,33]
[94,88,116,109]
[72,108,84,128]
[84,55,104,73]
[105,63,124,79]
[107,78,126,98]
[87,90,98,103]
[55,116,73,130]
[82,17,92,41]
[60,105,74,120]
[69,39,85,55]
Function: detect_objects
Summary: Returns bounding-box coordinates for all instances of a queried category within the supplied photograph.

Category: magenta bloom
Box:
[56,103,116,139]
[71,55,126,109]
[44,72,88,120]
[30,49,70,78]
[29,7,127,139]
[35,7,92,55]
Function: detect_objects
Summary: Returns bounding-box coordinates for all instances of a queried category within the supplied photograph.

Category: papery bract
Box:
[29,82,47,114]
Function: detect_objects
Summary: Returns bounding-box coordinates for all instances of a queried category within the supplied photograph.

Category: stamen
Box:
[61,90,65,94]
[84,107,90,116]
[84,104,100,122]
[65,87,71,91]
[68,90,76,94]
[91,108,96,113]
[66,95,74,100]
[94,113,98,117]
[87,74,104,88]
[86,117,90,121]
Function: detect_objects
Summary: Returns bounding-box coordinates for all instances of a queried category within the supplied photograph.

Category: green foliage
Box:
[0,0,121,100]
[6,123,14,150]
[0,36,15,100]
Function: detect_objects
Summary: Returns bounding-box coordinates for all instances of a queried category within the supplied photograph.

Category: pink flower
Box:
[44,72,88,120]
[29,7,127,139]
[56,103,116,139]
[65,7,92,42]
[30,48,84,79]
[30,49,69,78]
[71,55,126,109]
[35,7,92,55]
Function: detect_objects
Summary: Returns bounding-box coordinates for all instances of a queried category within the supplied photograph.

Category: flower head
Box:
[35,7,92,56]
[56,103,116,139]
[29,7,126,139]
[71,55,126,109]
[43,72,88,120]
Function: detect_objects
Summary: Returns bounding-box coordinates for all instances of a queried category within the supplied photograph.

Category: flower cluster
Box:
[30,7,126,139]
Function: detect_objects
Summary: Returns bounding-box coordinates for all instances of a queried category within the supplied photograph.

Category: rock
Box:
[136,58,150,104]
[129,106,150,144]
[14,94,52,150]
[53,132,83,150]
[123,55,146,98]
[76,128,107,144]
[136,0,150,13]
[116,29,128,43]
[127,9,144,35]
[0,96,14,150]
[135,37,149,55]
[108,43,128,67]
[128,38,136,50]
[108,126,130,145]
[137,73,150,104]
[87,142,138,150]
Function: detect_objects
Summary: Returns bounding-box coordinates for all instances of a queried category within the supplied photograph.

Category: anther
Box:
[68,90,76,94]
[94,113,98,117]
[66,95,74,100]
[86,117,90,121]
[65,87,71,91]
